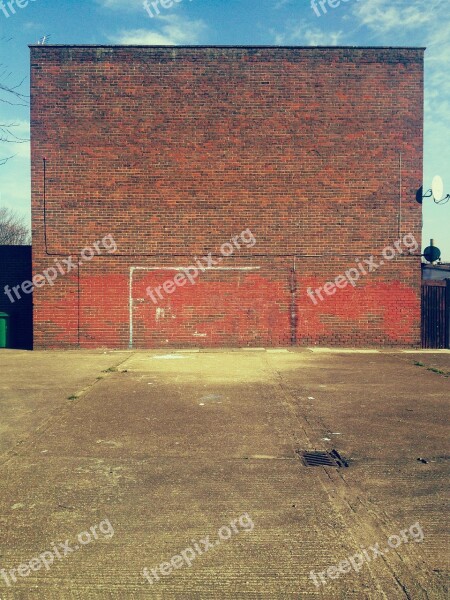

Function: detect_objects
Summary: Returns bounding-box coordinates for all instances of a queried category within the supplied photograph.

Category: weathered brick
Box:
[30,46,424,348]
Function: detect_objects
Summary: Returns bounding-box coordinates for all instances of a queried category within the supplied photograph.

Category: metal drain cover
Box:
[297,449,348,468]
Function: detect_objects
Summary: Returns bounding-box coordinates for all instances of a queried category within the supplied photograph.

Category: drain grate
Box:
[297,449,348,468]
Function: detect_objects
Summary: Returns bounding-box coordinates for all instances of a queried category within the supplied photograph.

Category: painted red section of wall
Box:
[30,47,424,348]
[79,272,129,348]
[298,279,419,346]
[131,270,290,348]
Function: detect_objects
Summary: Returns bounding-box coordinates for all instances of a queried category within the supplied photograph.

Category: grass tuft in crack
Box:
[414,361,449,377]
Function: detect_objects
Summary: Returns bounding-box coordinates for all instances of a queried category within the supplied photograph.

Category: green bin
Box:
[0,312,10,348]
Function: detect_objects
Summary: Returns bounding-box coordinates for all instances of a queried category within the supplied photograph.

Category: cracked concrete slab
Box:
[0,349,447,598]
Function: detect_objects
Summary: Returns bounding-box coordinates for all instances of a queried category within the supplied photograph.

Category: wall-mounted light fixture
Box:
[423,239,441,264]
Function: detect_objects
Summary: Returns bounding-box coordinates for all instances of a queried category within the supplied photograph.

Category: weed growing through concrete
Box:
[0,518,114,588]
[309,521,424,588]
[414,361,449,377]
[142,513,254,585]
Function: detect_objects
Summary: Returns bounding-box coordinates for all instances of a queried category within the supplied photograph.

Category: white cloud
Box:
[109,14,207,45]
[423,30,450,258]
[350,0,450,258]
[96,0,145,10]
[352,0,440,34]
[350,0,449,127]
[271,23,344,46]
[273,0,292,9]
[22,21,42,31]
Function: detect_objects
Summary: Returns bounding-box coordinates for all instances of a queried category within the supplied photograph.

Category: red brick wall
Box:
[30,46,424,348]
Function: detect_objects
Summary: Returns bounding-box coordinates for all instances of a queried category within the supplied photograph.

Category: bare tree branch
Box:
[0,36,30,164]
[0,124,29,143]
[0,79,29,106]
[0,155,16,166]
[0,206,31,245]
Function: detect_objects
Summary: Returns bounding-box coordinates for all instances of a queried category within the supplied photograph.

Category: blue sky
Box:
[0,0,449,258]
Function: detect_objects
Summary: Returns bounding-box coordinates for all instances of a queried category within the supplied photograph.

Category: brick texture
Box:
[30,46,424,348]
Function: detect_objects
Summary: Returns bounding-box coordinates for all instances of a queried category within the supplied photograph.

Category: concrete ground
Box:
[0,348,448,599]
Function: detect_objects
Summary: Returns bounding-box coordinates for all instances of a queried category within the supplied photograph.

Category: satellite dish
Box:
[431,175,444,202]
[415,186,423,204]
